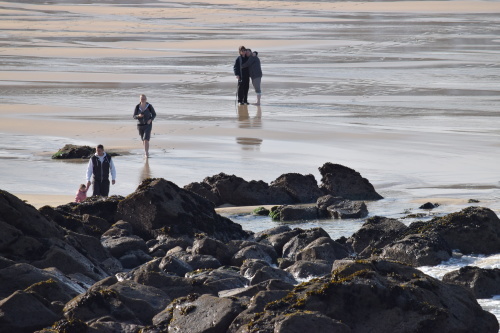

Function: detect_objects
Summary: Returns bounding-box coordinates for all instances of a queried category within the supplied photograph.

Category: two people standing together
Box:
[233,46,263,106]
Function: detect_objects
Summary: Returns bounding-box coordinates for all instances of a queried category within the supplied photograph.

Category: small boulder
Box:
[318,163,383,200]
[443,266,500,298]
[326,200,368,219]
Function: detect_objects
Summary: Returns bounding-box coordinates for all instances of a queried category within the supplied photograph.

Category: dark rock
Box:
[239,259,271,280]
[31,237,109,282]
[118,250,152,269]
[56,195,123,225]
[282,227,331,260]
[51,144,94,159]
[318,163,383,200]
[443,266,500,298]
[250,265,297,285]
[219,279,294,299]
[248,259,498,333]
[346,216,408,257]
[0,263,84,300]
[273,311,352,333]
[270,173,324,203]
[252,206,270,216]
[170,251,221,270]
[0,290,60,333]
[0,190,64,241]
[316,195,344,217]
[153,294,245,333]
[420,202,439,209]
[63,287,141,324]
[119,260,217,299]
[231,244,278,266]
[407,206,500,254]
[184,181,221,206]
[379,232,452,266]
[81,214,111,237]
[87,321,144,333]
[107,280,171,324]
[326,200,368,219]
[149,235,193,254]
[295,237,349,264]
[115,178,249,242]
[270,204,319,221]
[227,290,291,333]
[227,240,277,260]
[253,225,292,242]
[159,255,193,276]
[191,236,231,265]
[285,260,332,279]
[265,228,302,256]
[101,235,149,258]
[187,266,249,292]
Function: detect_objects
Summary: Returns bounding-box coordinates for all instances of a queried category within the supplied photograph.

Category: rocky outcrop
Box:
[346,216,407,257]
[378,232,452,266]
[443,266,500,298]
[244,260,498,333]
[1,177,499,333]
[269,173,324,203]
[319,163,383,200]
[406,206,500,255]
[51,144,94,159]
[185,172,326,207]
[116,178,249,242]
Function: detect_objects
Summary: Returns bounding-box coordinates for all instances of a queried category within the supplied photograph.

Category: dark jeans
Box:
[93,178,110,196]
[238,76,250,103]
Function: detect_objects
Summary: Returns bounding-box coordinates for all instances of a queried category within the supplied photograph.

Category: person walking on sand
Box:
[233,46,250,105]
[133,94,156,158]
[241,49,263,105]
[86,144,116,197]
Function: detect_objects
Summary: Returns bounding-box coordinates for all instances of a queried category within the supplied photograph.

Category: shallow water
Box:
[1,0,500,325]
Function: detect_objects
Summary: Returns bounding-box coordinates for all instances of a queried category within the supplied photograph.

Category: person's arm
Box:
[148,104,156,124]
[86,158,93,189]
[133,104,140,119]
[241,56,256,69]
[233,57,241,78]
[110,158,117,184]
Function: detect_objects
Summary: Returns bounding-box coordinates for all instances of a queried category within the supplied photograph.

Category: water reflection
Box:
[237,105,262,129]
[139,158,152,183]
[236,105,262,150]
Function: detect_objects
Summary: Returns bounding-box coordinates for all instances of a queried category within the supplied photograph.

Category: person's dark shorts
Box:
[138,124,152,141]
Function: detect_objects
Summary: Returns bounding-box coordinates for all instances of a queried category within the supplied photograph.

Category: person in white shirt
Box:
[86,144,116,197]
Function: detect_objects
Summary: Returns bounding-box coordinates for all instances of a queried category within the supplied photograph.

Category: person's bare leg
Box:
[144,140,150,157]
[255,94,261,105]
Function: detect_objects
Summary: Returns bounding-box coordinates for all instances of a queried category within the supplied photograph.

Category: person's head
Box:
[245,48,252,57]
[140,94,147,103]
[96,144,104,156]
[253,51,258,57]
[80,184,86,190]
[239,45,246,56]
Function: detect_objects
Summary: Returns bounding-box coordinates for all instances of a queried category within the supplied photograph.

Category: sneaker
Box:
[238,102,245,105]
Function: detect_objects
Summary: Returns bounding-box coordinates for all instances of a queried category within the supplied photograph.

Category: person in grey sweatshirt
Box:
[241,49,263,105]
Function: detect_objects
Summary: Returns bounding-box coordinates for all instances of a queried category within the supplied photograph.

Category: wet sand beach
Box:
[1,0,500,206]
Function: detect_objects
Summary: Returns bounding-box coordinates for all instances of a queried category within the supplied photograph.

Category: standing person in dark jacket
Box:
[241,49,263,105]
[133,94,157,158]
[86,144,116,197]
[233,45,250,105]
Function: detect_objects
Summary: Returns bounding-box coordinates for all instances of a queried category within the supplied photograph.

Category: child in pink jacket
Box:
[75,184,88,203]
